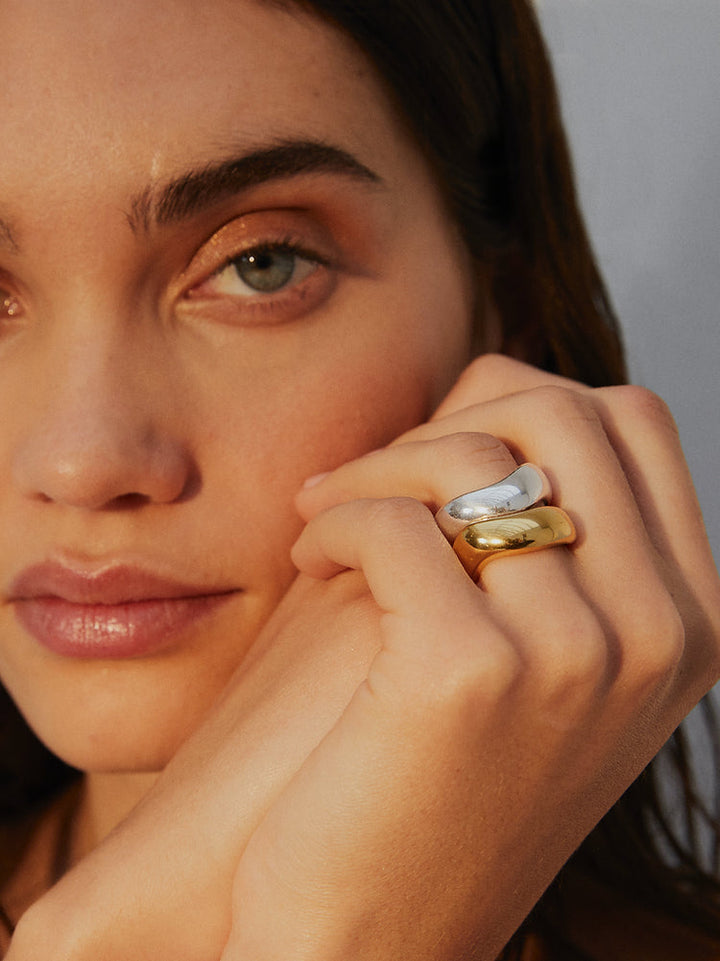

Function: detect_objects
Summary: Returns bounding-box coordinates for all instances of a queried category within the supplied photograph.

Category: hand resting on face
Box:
[9,356,720,961]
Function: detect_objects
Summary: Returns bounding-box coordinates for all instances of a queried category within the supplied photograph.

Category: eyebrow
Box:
[127,139,383,233]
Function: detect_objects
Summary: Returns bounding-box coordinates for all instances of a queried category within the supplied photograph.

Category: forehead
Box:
[1,0,402,211]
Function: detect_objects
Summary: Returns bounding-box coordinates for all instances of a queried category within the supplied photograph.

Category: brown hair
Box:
[284,0,720,956]
[289,0,627,387]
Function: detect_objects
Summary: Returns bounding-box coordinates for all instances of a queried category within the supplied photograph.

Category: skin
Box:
[0,0,473,779]
[2,1,720,959]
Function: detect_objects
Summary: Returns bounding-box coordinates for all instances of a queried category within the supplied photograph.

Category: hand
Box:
[7,572,382,960]
[221,356,720,960]
[10,356,720,961]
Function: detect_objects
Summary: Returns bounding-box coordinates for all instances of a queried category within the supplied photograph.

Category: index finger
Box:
[429,354,589,422]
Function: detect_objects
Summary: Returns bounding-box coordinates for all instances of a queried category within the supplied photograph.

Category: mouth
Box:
[9,561,240,660]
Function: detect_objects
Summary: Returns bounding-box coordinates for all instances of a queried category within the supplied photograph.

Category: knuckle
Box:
[704,643,720,691]
[459,352,507,381]
[704,595,720,680]
[427,635,523,714]
[649,609,686,677]
[526,384,602,431]
[470,642,524,699]
[451,353,526,398]
[605,384,679,437]
[539,610,609,697]
[626,591,686,686]
[435,431,513,473]
[365,495,430,533]
[561,623,609,687]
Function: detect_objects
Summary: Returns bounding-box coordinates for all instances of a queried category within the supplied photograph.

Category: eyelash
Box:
[1,232,337,329]
[182,234,334,325]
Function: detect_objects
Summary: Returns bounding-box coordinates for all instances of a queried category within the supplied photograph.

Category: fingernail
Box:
[302,471,330,489]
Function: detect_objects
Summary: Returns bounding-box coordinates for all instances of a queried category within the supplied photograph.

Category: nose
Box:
[12,330,194,511]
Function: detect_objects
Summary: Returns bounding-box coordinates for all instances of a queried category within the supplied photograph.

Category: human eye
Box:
[198,241,323,299]
[178,215,338,328]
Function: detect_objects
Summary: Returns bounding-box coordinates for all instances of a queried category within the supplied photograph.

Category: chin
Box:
[3,621,251,776]
[12,670,220,777]
[52,736,179,776]
[30,710,192,775]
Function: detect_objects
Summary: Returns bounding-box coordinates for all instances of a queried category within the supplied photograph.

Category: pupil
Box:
[237,249,295,292]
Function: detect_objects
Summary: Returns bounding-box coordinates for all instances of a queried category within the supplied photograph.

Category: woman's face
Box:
[0,0,474,771]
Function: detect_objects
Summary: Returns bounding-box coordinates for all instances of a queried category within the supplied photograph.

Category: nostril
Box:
[9,345,196,510]
[13,433,196,510]
[103,492,155,511]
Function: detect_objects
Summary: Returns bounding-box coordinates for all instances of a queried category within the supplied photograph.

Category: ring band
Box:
[435,464,551,540]
[452,506,576,581]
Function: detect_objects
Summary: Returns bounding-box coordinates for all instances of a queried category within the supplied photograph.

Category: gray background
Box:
[537,2,719,790]
[537,1,719,566]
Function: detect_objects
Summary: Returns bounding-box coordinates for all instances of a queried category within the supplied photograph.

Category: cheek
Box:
[199,349,434,524]
[187,337,441,597]
[181,241,473,588]
[200,313,462,500]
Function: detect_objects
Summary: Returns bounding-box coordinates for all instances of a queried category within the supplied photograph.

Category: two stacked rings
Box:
[435,465,576,582]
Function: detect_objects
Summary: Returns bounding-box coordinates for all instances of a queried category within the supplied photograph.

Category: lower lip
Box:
[14,593,236,659]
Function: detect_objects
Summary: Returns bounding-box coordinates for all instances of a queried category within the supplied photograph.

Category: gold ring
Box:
[452,506,576,581]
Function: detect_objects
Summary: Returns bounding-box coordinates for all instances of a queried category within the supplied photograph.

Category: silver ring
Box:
[435,464,551,540]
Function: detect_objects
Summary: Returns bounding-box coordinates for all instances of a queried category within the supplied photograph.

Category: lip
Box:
[9,561,239,659]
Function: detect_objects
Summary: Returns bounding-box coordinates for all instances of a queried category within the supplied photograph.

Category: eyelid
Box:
[189,239,326,300]
[175,211,340,326]
[178,209,338,288]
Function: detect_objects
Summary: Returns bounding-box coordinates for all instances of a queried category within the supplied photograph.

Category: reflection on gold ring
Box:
[452,506,576,581]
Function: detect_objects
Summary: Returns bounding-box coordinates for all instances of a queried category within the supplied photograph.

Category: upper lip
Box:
[8,560,237,605]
